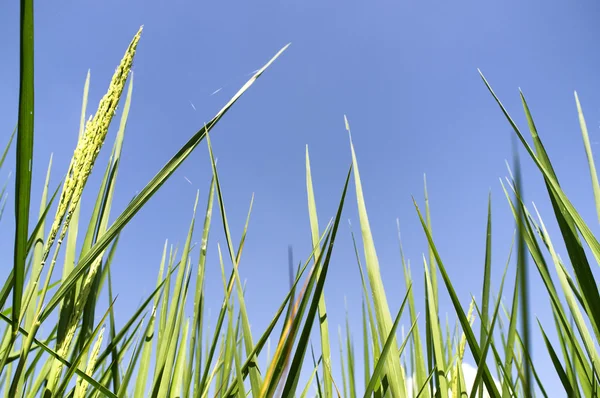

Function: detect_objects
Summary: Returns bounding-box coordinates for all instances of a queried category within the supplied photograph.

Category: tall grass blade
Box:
[278,165,351,398]
[574,91,600,223]
[423,257,448,398]
[206,133,263,395]
[346,115,406,397]
[413,199,501,398]
[13,0,35,337]
[306,145,333,398]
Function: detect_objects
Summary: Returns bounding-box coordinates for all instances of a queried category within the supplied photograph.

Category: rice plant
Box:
[1,1,600,397]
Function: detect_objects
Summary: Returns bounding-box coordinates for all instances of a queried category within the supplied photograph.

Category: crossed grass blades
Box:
[2,3,600,397]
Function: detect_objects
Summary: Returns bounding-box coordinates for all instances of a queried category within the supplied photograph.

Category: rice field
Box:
[2,4,600,398]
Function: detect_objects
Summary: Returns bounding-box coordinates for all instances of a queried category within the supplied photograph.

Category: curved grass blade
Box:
[278,165,352,398]
[306,146,333,398]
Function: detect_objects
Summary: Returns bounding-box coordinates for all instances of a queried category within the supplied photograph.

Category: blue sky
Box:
[1,0,600,396]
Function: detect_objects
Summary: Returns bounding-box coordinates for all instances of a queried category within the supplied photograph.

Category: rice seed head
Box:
[74,326,105,398]
[46,26,143,257]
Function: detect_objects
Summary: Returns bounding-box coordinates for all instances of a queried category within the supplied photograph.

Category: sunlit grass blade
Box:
[349,221,381,380]
[346,115,406,397]
[306,145,333,398]
[479,192,493,398]
[423,256,448,398]
[413,199,501,398]
[22,154,53,336]
[170,318,190,398]
[512,145,532,398]
[530,202,600,378]
[423,175,437,311]
[206,133,263,396]
[0,126,16,172]
[397,219,428,398]
[222,228,330,398]
[574,91,600,224]
[278,165,352,398]
[152,196,198,397]
[185,178,214,397]
[311,343,324,398]
[345,299,356,398]
[364,285,413,398]
[339,326,348,398]
[301,353,322,398]
[469,256,510,398]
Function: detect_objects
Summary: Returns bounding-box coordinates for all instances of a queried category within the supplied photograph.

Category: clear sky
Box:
[1,1,599,396]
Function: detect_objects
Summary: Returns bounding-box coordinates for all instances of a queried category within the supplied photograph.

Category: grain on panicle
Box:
[44,26,143,392]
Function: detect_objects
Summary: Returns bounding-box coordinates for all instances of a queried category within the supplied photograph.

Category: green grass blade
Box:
[364,286,413,398]
[423,257,448,398]
[397,220,428,398]
[414,199,501,398]
[206,133,262,395]
[222,229,330,398]
[300,354,322,398]
[187,177,214,397]
[479,193,493,398]
[23,154,53,333]
[339,327,348,398]
[12,0,35,337]
[345,301,356,398]
[574,91,600,224]
[350,221,381,372]
[537,320,575,396]
[361,299,370,391]
[0,126,16,171]
[469,258,510,398]
[424,175,437,311]
[512,147,532,398]
[346,116,406,397]
[171,318,190,398]
[278,165,352,398]
[306,145,333,398]
[133,243,167,398]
